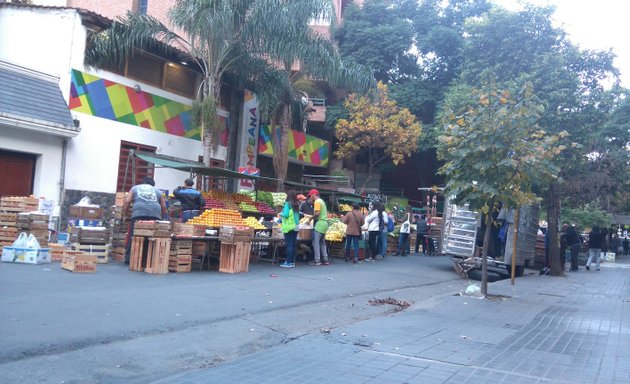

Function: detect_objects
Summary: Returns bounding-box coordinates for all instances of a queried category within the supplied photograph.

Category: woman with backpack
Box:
[279,190,300,268]
[342,204,365,263]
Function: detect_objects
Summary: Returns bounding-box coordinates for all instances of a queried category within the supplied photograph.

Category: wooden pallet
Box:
[145,237,171,274]
[61,251,96,273]
[0,212,17,226]
[219,241,251,273]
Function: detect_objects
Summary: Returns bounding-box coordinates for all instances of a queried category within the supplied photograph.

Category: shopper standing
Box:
[122,176,166,264]
[561,223,581,271]
[342,203,365,263]
[173,178,205,222]
[279,191,300,268]
[414,214,429,254]
[308,189,330,266]
[298,194,313,218]
[366,202,387,261]
[586,226,603,271]
[394,213,411,256]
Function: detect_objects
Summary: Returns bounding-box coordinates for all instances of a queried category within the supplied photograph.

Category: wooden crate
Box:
[129,236,147,272]
[69,205,103,220]
[0,227,18,242]
[71,243,109,263]
[219,241,252,273]
[0,196,39,212]
[110,247,126,263]
[48,243,66,262]
[328,241,345,259]
[134,220,171,237]
[145,237,171,274]
[168,253,192,273]
[61,251,96,273]
[69,227,109,244]
[115,192,127,207]
[172,223,195,236]
[0,212,18,226]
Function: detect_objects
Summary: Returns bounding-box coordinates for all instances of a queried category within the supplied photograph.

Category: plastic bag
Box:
[25,234,41,250]
[12,232,28,248]
[76,196,92,206]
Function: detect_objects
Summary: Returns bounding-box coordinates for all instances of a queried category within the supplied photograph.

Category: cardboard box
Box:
[1,247,50,264]
[69,206,103,220]
[297,228,313,240]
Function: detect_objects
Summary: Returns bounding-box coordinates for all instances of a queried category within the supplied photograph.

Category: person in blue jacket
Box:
[173,178,205,222]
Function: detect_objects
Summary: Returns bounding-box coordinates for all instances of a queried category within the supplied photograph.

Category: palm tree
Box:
[85,0,374,178]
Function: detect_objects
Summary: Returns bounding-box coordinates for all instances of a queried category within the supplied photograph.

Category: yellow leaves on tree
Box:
[335,82,421,185]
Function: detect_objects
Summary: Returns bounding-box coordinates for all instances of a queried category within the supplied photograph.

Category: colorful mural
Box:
[69,69,200,140]
[258,125,329,167]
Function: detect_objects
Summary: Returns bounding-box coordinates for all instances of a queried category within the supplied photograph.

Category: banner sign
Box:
[238,90,259,190]
[258,125,329,167]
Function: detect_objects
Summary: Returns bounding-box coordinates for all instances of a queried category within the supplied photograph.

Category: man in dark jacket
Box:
[173,178,205,222]
[561,223,581,271]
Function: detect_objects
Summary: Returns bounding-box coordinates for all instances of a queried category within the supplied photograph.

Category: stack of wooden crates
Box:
[129,221,172,274]
[218,226,254,273]
[69,227,110,264]
[109,192,128,262]
[0,196,41,256]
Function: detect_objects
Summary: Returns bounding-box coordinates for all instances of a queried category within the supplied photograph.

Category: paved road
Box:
[152,260,630,384]
[0,254,469,383]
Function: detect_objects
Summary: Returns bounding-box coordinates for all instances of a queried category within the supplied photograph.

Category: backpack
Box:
[386,216,395,233]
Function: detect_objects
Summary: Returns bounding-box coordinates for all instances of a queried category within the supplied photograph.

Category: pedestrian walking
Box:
[413,214,429,254]
[394,213,411,256]
[342,204,365,263]
[586,226,603,271]
[561,223,581,271]
[122,176,166,264]
[623,237,630,257]
[173,178,205,222]
[308,189,330,266]
[279,191,300,268]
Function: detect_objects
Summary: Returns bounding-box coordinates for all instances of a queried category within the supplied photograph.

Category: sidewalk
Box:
[153,263,630,384]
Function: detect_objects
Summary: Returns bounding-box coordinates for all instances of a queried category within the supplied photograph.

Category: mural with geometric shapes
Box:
[69,69,200,140]
[258,125,329,167]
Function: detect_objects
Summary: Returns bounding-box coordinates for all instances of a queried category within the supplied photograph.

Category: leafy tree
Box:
[438,82,565,296]
[448,4,619,276]
[84,0,365,169]
[561,202,614,230]
[335,82,421,193]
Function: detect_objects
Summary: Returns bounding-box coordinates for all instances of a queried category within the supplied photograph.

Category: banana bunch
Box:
[243,216,266,229]
[338,203,352,212]
[325,221,347,242]
[299,216,312,225]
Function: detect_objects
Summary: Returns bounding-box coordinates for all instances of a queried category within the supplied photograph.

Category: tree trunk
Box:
[480,202,494,297]
[547,181,563,276]
[226,88,243,191]
[272,103,291,192]
[202,119,213,168]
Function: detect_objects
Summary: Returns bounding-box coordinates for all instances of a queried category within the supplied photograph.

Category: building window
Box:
[198,156,225,191]
[126,53,163,87]
[117,141,156,192]
[164,63,197,98]
[134,0,148,14]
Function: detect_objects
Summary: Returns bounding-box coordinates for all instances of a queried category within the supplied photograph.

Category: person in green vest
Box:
[279,190,300,268]
[308,189,330,266]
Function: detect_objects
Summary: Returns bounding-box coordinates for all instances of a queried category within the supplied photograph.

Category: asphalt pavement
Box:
[2,254,628,383]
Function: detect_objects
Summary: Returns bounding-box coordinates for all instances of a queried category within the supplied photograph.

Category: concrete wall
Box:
[0,6,225,199]
[0,126,64,203]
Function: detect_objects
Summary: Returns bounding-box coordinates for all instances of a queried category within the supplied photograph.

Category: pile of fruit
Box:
[187,208,246,227]
[239,202,258,213]
[325,220,347,242]
[253,202,275,214]
[204,198,226,209]
[244,216,266,229]
[338,203,352,212]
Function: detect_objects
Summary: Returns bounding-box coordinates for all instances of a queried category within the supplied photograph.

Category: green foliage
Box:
[438,81,564,213]
[324,102,349,130]
[256,191,275,208]
[561,202,614,230]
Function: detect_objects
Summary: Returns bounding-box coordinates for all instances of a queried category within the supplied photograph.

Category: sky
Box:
[492,0,630,87]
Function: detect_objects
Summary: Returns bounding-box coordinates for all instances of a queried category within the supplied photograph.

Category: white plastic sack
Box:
[76,197,92,206]
[25,234,41,250]
[12,232,28,248]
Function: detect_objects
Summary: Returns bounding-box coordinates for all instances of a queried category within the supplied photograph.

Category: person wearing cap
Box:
[297,194,313,218]
[173,178,205,222]
[308,189,330,266]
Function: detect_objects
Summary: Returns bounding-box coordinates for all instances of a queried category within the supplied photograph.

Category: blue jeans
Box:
[312,230,328,262]
[379,230,388,256]
[182,210,201,223]
[284,230,298,264]
[398,233,409,254]
[345,235,360,261]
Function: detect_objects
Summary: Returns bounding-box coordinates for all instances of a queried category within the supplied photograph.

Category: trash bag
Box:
[12,232,28,248]
[76,196,92,206]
